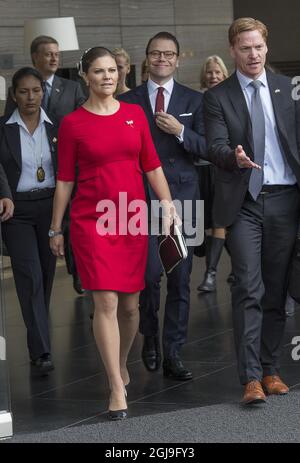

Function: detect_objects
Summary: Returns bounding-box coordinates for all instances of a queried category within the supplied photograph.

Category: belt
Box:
[14,187,56,201]
[259,184,297,194]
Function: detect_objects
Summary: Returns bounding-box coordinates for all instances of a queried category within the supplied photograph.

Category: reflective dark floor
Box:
[4,253,300,435]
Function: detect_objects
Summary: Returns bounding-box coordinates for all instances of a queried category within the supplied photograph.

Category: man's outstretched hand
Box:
[235,145,261,170]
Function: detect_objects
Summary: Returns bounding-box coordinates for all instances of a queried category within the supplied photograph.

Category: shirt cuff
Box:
[175,125,184,143]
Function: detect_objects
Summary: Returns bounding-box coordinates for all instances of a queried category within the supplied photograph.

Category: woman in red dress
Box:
[49,47,175,420]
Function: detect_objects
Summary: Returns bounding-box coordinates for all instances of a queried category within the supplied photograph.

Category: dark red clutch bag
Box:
[158,223,188,274]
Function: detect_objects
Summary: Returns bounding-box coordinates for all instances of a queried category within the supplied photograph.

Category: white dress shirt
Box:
[237,69,296,186]
[45,74,55,95]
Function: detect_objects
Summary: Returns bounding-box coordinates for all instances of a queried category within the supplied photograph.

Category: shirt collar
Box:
[6,107,53,130]
[236,68,267,90]
[147,77,174,96]
[45,74,55,88]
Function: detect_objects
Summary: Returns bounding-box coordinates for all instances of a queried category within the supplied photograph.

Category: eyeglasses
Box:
[148,50,178,59]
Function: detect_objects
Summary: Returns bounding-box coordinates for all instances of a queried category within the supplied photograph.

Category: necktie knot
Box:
[250,80,262,91]
[43,81,51,93]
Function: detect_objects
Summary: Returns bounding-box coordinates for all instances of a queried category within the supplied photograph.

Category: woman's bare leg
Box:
[92,290,126,411]
[118,292,140,386]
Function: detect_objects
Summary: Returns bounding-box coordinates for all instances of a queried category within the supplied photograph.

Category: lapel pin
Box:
[55,88,60,93]
[275,89,281,93]
[126,120,134,128]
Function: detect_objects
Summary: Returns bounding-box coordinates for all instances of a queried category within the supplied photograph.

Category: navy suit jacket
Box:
[119,81,206,207]
[204,70,300,227]
[0,115,58,200]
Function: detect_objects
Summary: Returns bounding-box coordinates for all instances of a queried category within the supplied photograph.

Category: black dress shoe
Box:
[73,274,85,295]
[163,357,192,381]
[31,354,54,376]
[142,335,161,372]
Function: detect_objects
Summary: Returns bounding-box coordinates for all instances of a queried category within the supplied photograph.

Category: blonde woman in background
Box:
[199,55,228,90]
[196,55,232,293]
[113,47,131,95]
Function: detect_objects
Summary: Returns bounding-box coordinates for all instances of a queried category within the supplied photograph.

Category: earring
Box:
[86,81,90,87]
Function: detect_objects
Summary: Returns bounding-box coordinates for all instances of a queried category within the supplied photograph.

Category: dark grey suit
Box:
[204,70,300,384]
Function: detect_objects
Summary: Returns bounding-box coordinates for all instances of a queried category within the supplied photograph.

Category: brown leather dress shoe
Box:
[242,380,266,405]
[261,375,289,395]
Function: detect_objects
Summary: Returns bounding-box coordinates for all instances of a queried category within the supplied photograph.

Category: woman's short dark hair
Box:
[12,67,43,94]
[145,32,180,56]
[79,47,116,74]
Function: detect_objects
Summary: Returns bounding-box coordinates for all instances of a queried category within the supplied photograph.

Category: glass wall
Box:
[0,224,12,439]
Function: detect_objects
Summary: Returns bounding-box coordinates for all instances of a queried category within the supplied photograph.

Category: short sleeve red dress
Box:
[57,102,161,292]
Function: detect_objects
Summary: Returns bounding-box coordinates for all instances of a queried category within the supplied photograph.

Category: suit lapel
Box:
[167,81,180,115]
[3,123,22,169]
[166,81,186,116]
[45,122,57,174]
[266,71,289,141]
[138,83,157,131]
[49,75,63,112]
[227,73,254,154]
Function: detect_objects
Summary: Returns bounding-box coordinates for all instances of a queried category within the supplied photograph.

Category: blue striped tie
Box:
[41,81,51,111]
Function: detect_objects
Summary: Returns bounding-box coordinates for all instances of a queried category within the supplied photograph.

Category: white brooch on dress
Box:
[126,120,134,128]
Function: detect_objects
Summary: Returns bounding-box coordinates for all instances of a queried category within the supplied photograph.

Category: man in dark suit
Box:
[5,35,86,294]
[5,35,86,123]
[120,32,206,380]
[204,18,300,404]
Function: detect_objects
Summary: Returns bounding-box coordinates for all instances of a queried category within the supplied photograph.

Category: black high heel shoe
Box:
[108,389,128,421]
[108,408,127,421]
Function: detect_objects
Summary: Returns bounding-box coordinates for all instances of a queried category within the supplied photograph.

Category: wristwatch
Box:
[48,229,63,238]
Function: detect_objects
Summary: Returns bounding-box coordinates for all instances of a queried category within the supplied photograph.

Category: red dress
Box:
[57,103,161,292]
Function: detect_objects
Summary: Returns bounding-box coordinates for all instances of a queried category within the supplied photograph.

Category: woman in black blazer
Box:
[0,67,58,375]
